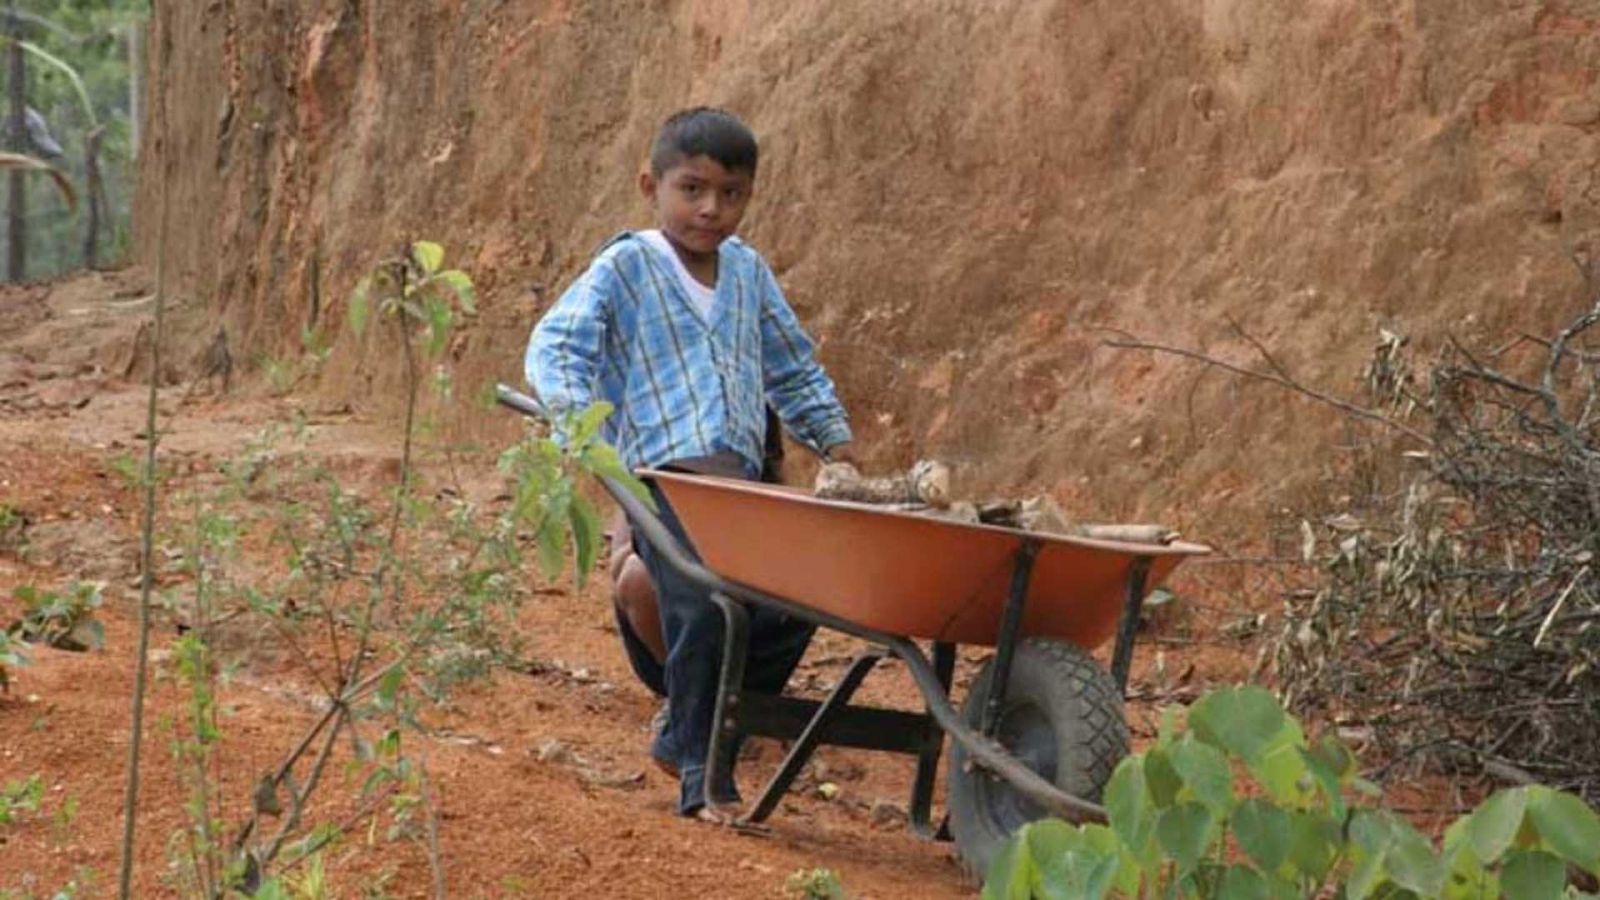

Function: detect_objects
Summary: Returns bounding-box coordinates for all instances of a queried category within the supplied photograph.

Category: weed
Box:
[261,325,333,397]
[0,629,25,693]
[50,793,78,848]
[0,774,44,826]
[0,502,23,551]
[8,582,105,652]
[785,868,848,900]
[106,452,142,488]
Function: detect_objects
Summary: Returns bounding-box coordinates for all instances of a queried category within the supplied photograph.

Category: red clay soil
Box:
[0,273,1460,898]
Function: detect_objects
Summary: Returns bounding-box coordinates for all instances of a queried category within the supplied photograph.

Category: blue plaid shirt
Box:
[525,232,852,476]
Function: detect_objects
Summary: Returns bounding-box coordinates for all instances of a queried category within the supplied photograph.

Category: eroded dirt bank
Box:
[135,1,1600,539]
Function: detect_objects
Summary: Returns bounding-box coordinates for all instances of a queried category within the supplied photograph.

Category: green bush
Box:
[984,685,1600,899]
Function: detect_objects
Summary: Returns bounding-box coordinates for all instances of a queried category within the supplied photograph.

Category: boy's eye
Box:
[681,183,702,196]
[722,187,744,202]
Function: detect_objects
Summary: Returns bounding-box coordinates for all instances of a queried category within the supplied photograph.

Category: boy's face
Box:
[640,154,754,260]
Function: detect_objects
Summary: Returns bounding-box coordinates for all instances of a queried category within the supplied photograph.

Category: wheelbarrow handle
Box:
[494,382,549,420]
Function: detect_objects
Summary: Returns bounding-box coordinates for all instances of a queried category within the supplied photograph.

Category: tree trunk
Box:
[127,19,142,160]
[84,126,104,269]
[6,5,27,283]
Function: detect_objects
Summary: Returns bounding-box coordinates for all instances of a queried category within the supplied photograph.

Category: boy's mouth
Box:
[684,227,725,245]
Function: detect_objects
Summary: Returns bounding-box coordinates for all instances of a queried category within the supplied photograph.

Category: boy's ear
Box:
[638,168,657,203]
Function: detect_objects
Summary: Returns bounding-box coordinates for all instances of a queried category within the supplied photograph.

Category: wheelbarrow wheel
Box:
[946,637,1129,878]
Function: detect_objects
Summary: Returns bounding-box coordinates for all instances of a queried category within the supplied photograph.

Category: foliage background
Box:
[2,0,145,278]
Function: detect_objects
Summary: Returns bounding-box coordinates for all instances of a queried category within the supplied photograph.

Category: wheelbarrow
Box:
[496,386,1210,873]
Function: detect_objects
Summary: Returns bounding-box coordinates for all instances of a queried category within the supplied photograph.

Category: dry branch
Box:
[1266,300,1600,801]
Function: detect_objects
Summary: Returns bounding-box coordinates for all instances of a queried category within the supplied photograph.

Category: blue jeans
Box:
[628,481,815,814]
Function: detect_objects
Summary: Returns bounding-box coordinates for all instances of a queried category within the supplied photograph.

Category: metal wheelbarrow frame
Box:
[496,386,1208,857]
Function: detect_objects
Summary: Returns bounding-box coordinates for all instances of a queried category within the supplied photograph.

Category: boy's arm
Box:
[524,263,613,422]
[757,263,852,456]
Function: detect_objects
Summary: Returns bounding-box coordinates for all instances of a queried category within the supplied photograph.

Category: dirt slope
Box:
[135,1,1600,538]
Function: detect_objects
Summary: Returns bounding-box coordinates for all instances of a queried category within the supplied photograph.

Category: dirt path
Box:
[0,273,997,898]
[0,272,1277,898]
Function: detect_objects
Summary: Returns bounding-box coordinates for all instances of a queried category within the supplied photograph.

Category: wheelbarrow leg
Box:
[743,649,884,825]
[706,591,749,811]
[909,640,956,840]
[1109,557,1152,694]
[981,539,1041,736]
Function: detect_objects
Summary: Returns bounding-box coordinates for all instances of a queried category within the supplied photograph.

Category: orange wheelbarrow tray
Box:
[496,386,1208,861]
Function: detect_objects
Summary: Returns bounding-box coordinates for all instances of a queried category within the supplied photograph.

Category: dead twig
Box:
[1101,337,1433,445]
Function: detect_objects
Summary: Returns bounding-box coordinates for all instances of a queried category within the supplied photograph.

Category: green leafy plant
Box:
[984,685,1600,899]
[8,582,105,651]
[347,239,475,357]
[785,867,848,900]
[138,243,645,896]
[51,792,78,848]
[0,502,21,547]
[0,774,44,826]
[261,325,333,396]
[0,629,25,693]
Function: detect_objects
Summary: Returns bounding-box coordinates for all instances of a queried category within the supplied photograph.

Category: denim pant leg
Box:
[613,602,667,697]
[631,482,816,814]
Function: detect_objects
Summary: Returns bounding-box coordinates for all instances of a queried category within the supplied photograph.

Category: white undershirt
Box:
[640,229,717,319]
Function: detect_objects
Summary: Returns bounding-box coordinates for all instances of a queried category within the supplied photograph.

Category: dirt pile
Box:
[135,0,1600,538]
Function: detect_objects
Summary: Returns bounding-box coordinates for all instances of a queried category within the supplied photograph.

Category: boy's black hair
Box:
[650,107,759,177]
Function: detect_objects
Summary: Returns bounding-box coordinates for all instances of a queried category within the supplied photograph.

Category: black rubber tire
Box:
[946,638,1129,878]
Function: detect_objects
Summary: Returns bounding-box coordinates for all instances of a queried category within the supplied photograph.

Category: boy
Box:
[524,107,855,820]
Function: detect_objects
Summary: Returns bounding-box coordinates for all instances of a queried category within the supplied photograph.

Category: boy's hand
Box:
[822,442,859,467]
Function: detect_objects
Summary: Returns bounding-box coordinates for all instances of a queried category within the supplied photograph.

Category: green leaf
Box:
[1234,798,1292,873]
[1385,817,1447,897]
[1036,848,1119,900]
[982,835,1034,900]
[569,402,614,449]
[1155,802,1215,873]
[1500,849,1567,900]
[1286,811,1339,882]
[1157,706,1182,748]
[1309,733,1357,781]
[251,879,293,900]
[536,493,571,579]
[1023,818,1082,863]
[412,240,445,275]
[14,40,95,127]
[1253,740,1311,807]
[1217,864,1271,900]
[1465,788,1528,865]
[1079,823,1142,898]
[425,298,452,356]
[1188,685,1286,764]
[1144,747,1183,808]
[349,277,371,336]
[435,270,477,314]
[1527,786,1600,874]
[579,442,656,511]
[377,666,405,706]
[568,494,602,587]
[1105,756,1155,855]
[1170,736,1234,814]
